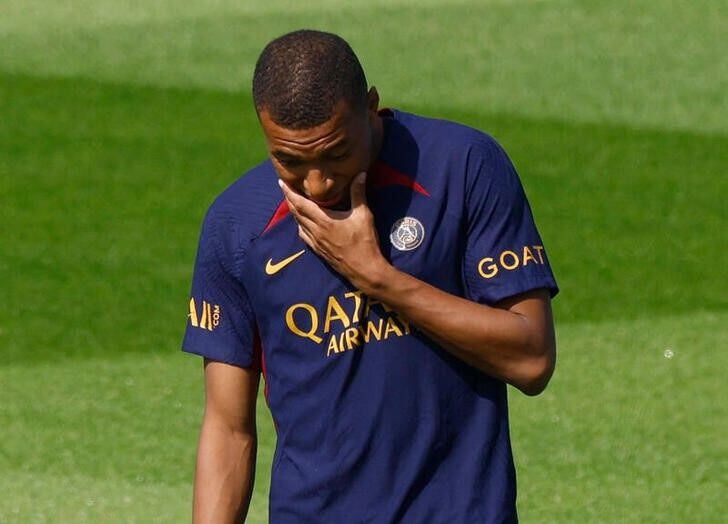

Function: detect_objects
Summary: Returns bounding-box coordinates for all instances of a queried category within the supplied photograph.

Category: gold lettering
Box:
[500,250,519,270]
[359,318,383,342]
[344,327,360,351]
[285,303,323,343]
[200,301,209,330]
[533,245,545,264]
[212,304,221,327]
[478,257,498,279]
[188,298,199,327]
[364,296,393,318]
[522,246,537,266]
[384,317,403,339]
[344,291,364,323]
[326,334,339,356]
[397,315,412,335]
[324,296,350,333]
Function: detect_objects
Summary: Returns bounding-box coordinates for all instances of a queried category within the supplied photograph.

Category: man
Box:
[182,30,558,523]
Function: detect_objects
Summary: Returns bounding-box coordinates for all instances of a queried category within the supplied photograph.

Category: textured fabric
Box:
[182,109,558,523]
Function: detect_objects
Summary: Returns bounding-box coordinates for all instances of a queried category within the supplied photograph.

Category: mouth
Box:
[311,189,346,208]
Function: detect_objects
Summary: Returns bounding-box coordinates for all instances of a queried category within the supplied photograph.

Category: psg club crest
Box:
[390,217,425,251]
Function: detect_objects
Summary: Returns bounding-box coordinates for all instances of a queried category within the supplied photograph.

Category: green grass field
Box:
[1,1,726,522]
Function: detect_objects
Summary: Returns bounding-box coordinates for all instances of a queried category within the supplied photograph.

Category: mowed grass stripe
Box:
[1,0,725,133]
[0,472,198,524]
[1,311,725,522]
[510,310,727,523]
[2,73,725,365]
[0,0,527,34]
[0,352,276,523]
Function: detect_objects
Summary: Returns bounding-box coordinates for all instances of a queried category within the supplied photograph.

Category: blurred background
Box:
[1,0,725,522]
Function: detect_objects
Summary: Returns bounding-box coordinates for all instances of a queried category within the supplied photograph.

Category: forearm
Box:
[358,262,554,394]
[278,177,555,394]
[193,418,257,523]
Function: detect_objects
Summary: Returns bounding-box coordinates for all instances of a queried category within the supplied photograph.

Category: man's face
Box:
[258,91,379,209]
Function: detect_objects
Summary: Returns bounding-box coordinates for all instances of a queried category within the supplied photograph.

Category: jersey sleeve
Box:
[181,205,260,368]
[461,138,559,305]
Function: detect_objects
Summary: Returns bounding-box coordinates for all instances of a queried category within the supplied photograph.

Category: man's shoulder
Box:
[387,109,511,196]
[392,109,502,155]
[200,159,282,247]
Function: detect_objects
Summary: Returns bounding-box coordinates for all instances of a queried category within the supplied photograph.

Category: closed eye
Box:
[277,156,302,167]
[327,150,350,161]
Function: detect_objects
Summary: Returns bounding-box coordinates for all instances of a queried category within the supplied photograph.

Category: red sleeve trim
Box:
[262,199,291,234]
[371,161,430,197]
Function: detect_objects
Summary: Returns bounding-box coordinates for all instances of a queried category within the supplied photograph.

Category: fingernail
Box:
[277,179,284,188]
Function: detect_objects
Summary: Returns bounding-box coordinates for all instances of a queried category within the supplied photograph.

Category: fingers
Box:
[296,223,333,264]
[290,203,319,233]
[297,224,316,250]
[277,179,330,247]
[278,179,327,221]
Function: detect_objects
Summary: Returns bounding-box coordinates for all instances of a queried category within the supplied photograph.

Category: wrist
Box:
[355,256,396,296]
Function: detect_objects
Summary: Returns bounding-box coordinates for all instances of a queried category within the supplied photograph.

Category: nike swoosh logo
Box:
[265,250,306,275]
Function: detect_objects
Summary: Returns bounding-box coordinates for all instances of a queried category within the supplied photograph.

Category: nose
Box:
[302,167,333,201]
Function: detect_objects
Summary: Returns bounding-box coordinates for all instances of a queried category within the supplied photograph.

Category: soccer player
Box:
[182,30,558,523]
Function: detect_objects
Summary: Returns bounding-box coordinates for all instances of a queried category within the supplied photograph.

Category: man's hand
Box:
[278,172,389,290]
[279,173,555,395]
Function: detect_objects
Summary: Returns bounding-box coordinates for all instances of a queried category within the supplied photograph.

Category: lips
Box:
[311,189,345,207]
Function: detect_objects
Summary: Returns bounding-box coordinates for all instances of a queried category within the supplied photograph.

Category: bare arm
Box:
[280,174,556,396]
[360,269,555,395]
[193,359,260,523]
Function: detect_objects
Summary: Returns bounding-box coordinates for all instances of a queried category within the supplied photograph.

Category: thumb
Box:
[350,172,367,209]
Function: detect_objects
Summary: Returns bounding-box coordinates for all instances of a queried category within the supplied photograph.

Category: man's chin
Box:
[314,190,350,210]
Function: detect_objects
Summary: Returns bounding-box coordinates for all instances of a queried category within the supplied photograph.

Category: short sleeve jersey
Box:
[182,109,559,523]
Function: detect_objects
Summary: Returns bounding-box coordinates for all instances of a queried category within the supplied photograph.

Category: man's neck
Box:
[367,114,385,170]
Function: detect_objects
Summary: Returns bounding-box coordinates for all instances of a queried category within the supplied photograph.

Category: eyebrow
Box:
[272,138,349,161]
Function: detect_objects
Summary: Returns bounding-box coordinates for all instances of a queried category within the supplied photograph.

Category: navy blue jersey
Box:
[182,109,558,523]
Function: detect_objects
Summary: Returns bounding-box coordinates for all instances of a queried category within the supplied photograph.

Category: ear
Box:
[367,87,380,114]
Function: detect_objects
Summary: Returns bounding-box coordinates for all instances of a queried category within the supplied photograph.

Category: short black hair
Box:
[252,30,368,129]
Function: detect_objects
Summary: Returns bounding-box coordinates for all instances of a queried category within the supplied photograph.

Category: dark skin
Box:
[257,88,556,395]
